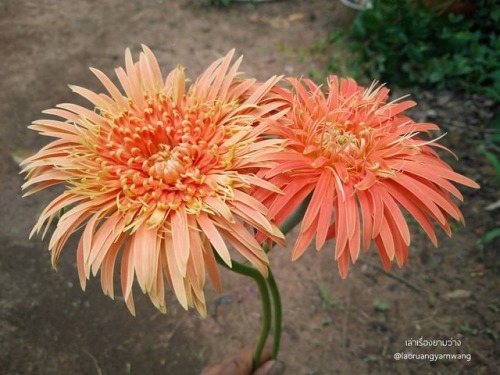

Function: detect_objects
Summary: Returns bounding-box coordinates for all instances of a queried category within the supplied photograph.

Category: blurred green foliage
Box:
[341,0,500,102]
[211,0,231,6]
[476,112,500,247]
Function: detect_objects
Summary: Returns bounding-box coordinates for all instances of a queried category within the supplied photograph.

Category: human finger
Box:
[254,359,285,375]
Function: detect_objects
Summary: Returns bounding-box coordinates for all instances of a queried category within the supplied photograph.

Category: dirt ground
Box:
[1,0,499,374]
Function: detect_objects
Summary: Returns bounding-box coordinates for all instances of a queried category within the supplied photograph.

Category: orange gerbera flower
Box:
[21,46,285,316]
[255,76,479,278]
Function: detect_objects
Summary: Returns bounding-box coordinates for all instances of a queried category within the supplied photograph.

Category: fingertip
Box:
[269,360,285,375]
[254,360,285,375]
[260,346,272,363]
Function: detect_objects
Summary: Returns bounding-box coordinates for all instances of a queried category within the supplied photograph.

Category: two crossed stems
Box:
[214,195,311,369]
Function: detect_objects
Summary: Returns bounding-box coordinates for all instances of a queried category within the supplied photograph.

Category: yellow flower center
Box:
[93,93,243,216]
[145,145,189,184]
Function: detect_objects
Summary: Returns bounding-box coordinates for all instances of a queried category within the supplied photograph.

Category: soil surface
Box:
[1,1,499,374]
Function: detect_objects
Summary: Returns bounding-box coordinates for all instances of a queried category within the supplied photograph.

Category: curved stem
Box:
[261,194,312,358]
[266,269,281,359]
[214,254,271,369]
[263,193,312,253]
[279,193,312,237]
[213,195,312,365]
[250,268,271,369]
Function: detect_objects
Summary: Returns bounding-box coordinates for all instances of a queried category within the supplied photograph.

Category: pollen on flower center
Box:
[323,125,357,152]
[307,119,375,175]
[98,95,228,212]
[144,144,189,184]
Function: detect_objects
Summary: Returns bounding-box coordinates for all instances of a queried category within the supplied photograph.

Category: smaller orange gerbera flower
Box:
[254,76,479,277]
[21,46,285,316]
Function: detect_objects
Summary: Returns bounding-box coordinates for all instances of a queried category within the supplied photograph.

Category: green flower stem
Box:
[213,195,312,365]
[266,269,281,359]
[279,194,311,236]
[214,253,271,369]
[262,194,311,359]
[263,193,312,253]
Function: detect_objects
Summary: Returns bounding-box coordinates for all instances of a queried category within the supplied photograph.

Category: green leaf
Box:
[319,283,335,309]
[484,87,500,103]
[482,228,500,245]
[487,113,500,131]
[479,148,500,178]
[373,299,389,312]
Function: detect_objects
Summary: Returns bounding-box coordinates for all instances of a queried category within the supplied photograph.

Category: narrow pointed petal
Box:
[202,237,222,293]
[164,234,188,310]
[171,206,190,277]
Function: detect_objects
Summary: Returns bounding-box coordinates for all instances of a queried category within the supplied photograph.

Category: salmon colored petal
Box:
[219,227,269,277]
[90,67,128,108]
[348,205,361,263]
[374,236,392,272]
[384,180,438,247]
[337,245,350,279]
[171,206,190,277]
[202,236,222,294]
[100,233,126,299]
[292,214,319,261]
[316,172,335,250]
[376,185,411,246]
[356,190,373,251]
[196,213,231,267]
[133,224,160,293]
[268,176,315,220]
[88,214,126,270]
[77,235,87,290]
[165,234,188,310]
[302,170,332,231]
[120,239,135,302]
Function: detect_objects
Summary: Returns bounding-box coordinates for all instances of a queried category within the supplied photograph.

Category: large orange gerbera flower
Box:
[21,46,285,316]
[255,76,479,277]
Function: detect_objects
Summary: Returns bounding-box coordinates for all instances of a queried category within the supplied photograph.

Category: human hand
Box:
[200,345,285,375]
